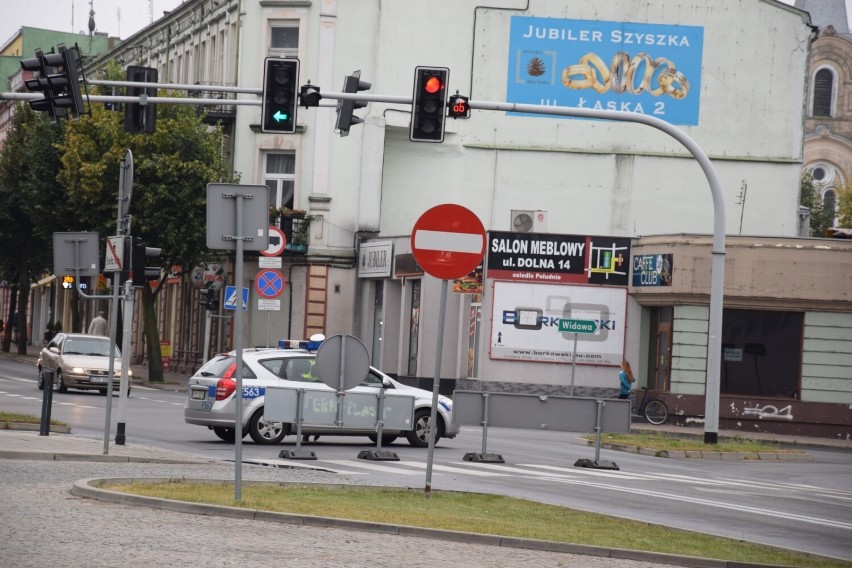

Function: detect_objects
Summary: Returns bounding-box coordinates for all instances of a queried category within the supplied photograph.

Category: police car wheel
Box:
[406,409,441,448]
[248,408,287,444]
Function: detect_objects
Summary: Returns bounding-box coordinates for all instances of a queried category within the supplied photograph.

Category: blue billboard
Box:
[507,17,704,125]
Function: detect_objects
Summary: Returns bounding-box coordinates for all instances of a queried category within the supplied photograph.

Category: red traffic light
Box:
[424,76,442,94]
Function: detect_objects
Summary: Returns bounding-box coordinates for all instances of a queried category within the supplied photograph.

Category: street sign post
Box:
[410,204,485,496]
[558,319,600,395]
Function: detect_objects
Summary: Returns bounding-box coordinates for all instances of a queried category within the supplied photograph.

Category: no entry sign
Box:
[411,204,486,280]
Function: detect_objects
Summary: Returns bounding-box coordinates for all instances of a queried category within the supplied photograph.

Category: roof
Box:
[795,0,850,34]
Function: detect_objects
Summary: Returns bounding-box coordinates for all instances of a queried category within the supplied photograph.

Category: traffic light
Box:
[262,58,299,133]
[20,43,85,122]
[299,83,322,108]
[124,66,158,134]
[199,289,219,311]
[335,71,371,137]
[131,240,162,286]
[410,66,449,142]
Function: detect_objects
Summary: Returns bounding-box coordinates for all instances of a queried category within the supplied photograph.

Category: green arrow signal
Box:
[273,110,289,122]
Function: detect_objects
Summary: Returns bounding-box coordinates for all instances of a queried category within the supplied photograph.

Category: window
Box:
[720,309,802,398]
[264,153,295,209]
[812,68,834,117]
[823,189,837,225]
[407,280,421,376]
[269,24,299,57]
[371,281,384,364]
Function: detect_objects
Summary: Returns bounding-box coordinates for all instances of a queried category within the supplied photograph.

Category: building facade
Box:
[11,0,852,437]
[798,0,852,227]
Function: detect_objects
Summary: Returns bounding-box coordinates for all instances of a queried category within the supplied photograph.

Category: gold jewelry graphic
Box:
[561,52,689,99]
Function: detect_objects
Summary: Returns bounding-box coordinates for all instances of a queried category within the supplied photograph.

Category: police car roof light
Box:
[278,337,324,351]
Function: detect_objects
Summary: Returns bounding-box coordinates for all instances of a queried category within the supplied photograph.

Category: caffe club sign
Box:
[486,231,630,286]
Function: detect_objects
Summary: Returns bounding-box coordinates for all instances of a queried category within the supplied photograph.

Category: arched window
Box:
[812,68,834,117]
[823,188,837,224]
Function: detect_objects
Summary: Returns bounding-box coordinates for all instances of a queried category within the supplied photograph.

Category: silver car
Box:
[183,346,459,447]
[37,333,130,395]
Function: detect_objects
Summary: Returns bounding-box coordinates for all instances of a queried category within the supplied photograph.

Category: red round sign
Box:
[260,226,287,257]
[411,204,486,280]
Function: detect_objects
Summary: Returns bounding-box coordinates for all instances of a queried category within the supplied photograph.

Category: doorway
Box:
[648,306,672,391]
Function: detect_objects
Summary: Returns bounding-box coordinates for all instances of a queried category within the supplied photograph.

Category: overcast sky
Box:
[2,0,185,47]
[2,0,850,52]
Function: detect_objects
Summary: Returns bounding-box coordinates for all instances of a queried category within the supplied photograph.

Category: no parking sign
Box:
[255,268,285,299]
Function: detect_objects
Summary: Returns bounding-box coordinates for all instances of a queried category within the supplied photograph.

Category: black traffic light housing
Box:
[410,66,449,142]
[124,66,158,134]
[131,239,162,287]
[199,288,219,311]
[20,43,85,122]
[335,71,371,137]
[262,58,299,133]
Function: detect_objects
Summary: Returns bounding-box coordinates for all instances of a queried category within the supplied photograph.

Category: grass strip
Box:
[101,480,849,568]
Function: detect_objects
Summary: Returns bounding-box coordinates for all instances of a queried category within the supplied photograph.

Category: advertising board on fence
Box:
[490,281,626,365]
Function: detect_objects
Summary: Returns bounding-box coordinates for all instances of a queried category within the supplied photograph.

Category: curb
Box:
[2,422,71,434]
[71,476,807,568]
[589,441,814,461]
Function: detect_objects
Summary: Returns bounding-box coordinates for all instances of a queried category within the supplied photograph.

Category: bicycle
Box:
[631,387,669,425]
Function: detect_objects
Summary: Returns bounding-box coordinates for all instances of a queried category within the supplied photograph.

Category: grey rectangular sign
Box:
[265,387,415,430]
[206,183,270,251]
[452,391,631,434]
[53,232,100,278]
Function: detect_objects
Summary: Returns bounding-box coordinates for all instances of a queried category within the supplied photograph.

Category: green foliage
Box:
[836,181,852,228]
[799,170,835,236]
[57,91,230,273]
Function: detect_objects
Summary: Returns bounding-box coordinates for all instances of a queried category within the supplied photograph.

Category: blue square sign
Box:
[224,285,249,311]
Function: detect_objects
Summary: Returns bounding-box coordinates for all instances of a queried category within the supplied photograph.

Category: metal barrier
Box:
[452,390,631,469]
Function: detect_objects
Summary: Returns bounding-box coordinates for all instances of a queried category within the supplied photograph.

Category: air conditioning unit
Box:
[510,210,547,233]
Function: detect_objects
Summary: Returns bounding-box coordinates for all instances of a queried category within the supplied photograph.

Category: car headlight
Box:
[72,367,85,374]
[438,397,452,412]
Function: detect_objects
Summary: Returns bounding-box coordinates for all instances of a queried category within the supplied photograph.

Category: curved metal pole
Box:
[470,102,725,443]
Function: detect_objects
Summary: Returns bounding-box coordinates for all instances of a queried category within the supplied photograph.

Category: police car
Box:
[183,337,459,447]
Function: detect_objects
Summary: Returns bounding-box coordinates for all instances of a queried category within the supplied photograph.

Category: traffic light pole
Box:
[115,279,134,445]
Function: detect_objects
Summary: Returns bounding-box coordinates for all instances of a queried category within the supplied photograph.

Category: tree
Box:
[58,67,231,381]
[0,104,80,354]
[836,179,852,228]
[799,170,834,237]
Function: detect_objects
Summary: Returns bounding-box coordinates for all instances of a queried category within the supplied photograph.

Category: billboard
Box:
[486,231,630,286]
[490,281,627,365]
[507,16,704,125]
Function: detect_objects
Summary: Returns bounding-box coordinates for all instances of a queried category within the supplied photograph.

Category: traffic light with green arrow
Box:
[261,58,299,133]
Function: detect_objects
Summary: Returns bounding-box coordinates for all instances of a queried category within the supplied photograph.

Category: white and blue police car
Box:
[183,336,459,447]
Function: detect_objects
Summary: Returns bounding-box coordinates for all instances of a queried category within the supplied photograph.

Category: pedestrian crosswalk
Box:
[245,454,852,503]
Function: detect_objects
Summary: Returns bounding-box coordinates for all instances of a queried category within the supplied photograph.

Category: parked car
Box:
[37,332,131,395]
[183,342,459,447]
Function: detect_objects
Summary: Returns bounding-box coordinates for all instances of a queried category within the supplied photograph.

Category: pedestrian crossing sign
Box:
[224,286,249,311]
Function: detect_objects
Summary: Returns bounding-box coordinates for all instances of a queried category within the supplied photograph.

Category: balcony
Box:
[189,83,237,125]
[275,212,311,253]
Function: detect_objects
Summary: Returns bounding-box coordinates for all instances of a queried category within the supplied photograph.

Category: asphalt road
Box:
[2,356,851,562]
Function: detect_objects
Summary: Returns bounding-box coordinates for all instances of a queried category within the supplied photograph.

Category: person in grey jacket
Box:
[88,311,108,336]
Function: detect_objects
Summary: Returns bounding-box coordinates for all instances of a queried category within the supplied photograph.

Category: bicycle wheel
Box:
[644,399,668,425]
